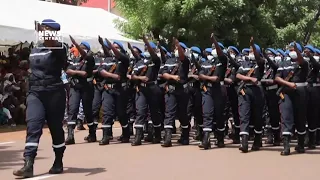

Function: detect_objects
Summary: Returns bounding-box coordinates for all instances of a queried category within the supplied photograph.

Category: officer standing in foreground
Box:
[14,19,67,178]
[198,33,228,149]
[98,38,130,145]
[131,37,162,145]
[314,48,320,145]
[275,42,308,155]
[236,37,265,153]
[161,38,190,147]
[65,39,95,144]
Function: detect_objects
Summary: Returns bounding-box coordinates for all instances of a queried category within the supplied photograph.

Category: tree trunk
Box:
[303,8,320,44]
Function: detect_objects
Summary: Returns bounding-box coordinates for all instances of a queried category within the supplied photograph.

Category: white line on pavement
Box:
[28,175,57,180]
[0,141,15,145]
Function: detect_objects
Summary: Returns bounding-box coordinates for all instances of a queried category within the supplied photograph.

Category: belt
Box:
[29,79,61,86]
[266,84,278,90]
[246,82,262,86]
[87,77,93,82]
[220,81,224,85]
[312,83,320,87]
[168,83,188,90]
[105,82,127,89]
[140,81,157,87]
[295,82,307,87]
[206,82,221,87]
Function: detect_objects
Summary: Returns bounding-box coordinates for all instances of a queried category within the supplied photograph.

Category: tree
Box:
[115,0,320,49]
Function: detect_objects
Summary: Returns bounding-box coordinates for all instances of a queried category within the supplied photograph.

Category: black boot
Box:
[307,131,316,149]
[295,134,305,153]
[13,157,34,178]
[99,128,110,145]
[239,134,249,153]
[129,122,134,136]
[215,131,225,148]
[304,131,309,147]
[131,128,143,146]
[172,122,177,134]
[144,123,154,142]
[232,128,240,144]
[108,127,114,140]
[117,127,130,143]
[177,128,190,145]
[264,128,273,145]
[161,128,172,147]
[49,154,63,174]
[84,125,97,143]
[316,130,320,145]
[193,126,203,141]
[143,121,148,133]
[153,127,161,144]
[249,128,254,141]
[65,126,75,145]
[273,129,281,146]
[251,134,262,151]
[281,135,290,156]
[199,131,211,149]
[76,119,86,130]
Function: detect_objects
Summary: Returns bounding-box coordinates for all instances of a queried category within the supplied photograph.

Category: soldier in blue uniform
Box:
[275,42,308,155]
[13,19,67,178]
[131,37,162,145]
[236,37,265,153]
[188,46,203,140]
[315,48,320,145]
[97,39,131,145]
[225,46,241,144]
[161,38,190,147]
[304,45,319,149]
[65,39,95,145]
[262,48,281,146]
[198,33,228,149]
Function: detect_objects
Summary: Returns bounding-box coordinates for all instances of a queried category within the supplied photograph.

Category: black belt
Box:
[140,81,157,87]
[105,82,127,89]
[29,79,61,87]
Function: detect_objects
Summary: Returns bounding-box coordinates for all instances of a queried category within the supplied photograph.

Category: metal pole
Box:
[108,0,111,12]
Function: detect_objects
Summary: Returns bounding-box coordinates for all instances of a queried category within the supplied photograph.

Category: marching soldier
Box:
[161,38,190,147]
[198,33,228,149]
[236,37,265,153]
[314,48,320,145]
[275,42,308,155]
[65,39,95,145]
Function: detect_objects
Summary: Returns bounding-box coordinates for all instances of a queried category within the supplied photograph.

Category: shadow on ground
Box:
[64,167,107,176]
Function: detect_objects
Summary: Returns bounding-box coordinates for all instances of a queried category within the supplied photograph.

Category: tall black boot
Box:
[117,127,130,143]
[307,131,316,149]
[49,154,63,174]
[108,127,113,140]
[295,134,305,153]
[281,135,290,156]
[65,125,75,145]
[264,128,273,144]
[143,121,148,133]
[304,131,309,147]
[232,128,240,144]
[131,128,143,146]
[215,131,225,148]
[239,134,249,153]
[153,127,161,144]
[76,119,86,130]
[99,128,110,145]
[193,125,203,141]
[199,131,211,149]
[161,128,172,147]
[273,129,281,146]
[13,157,34,178]
[172,122,177,134]
[144,123,154,142]
[316,130,320,145]
[84,125,97,143]
[249,128,254,141]
[177,128,190,145]
[251,134,262,151]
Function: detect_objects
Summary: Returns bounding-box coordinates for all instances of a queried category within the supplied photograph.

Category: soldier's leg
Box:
[306,86,319,149]
[229,85,240,144]
[213,85,227,148]
[146,85,162,143]
[238,88,252,153]
[115,87,130,143]
[200,88,214,150]
[193,87,203,141]
[92,87,103,130]
[132,90,148,146]
[177,88,190,145]
[81,85,95,142]
[251,86,265,151]
[267,90,281,146]
[99,90,116,145]
[293,87,307,153]
[65,88,81,144]
[161,91,177,147]
[76,100,85,130]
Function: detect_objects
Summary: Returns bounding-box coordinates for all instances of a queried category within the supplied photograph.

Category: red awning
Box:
[80,0,116,10]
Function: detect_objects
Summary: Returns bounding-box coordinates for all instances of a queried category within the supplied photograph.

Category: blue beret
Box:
[166,52,172,57]
[253,44,261,54]
[315,48,320,54]
[242,48,250,54]
[190,46,201,54]
[113,41,124,50]
[276,49,286,57]
[161,46,168,53]
[218,42,225,49]
[304,45,315,53]
[41,19,60,31]
[205,48,212,53]
[103,41,109,48]
[228,46,240,55]
[285,50,290,55]
[80,41,90,51]
[145,42,157,49]
[179,42,188,50]
[289,42,302,52]
[266,48,277,55]
[132,46,143,53]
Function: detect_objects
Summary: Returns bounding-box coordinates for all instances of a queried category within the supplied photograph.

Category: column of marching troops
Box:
[63,33,320,156]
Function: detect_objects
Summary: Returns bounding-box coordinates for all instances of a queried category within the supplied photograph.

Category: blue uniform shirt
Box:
[199,55,228,83]
[162,57,190,85]
[67,52,95,84]
[276,58,309,83]
[29,43,67,91]
[236,59,265,80]
[306,56,320,83]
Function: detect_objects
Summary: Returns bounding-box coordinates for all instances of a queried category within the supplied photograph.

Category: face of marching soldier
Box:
[113,43,121,52]
[303,48,312,57]
[275,52,282,63]
[133,48,140,55]
[228,49,236,59]
[288,46,298,60]
[266,50,275,61]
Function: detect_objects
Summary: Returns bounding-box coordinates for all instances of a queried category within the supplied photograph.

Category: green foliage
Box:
[115,0,320,50]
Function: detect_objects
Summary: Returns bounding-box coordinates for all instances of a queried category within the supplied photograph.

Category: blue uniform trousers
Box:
[92,86,103,124]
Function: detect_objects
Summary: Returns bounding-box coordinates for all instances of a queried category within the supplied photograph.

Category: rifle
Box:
[93,59,104,85]
[103,63,117,90]
[262,69,272,80]
[276,71,294,100]
[136,62,150,92]
[164,62,181,92]
[237,68,255,95]
[225,68,231,78]
[202,65,216,92]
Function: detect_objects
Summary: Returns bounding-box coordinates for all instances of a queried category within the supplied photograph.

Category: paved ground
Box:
[1,124,320,180]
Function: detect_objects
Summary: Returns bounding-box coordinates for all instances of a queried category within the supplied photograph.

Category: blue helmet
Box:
[190,46,201,54]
